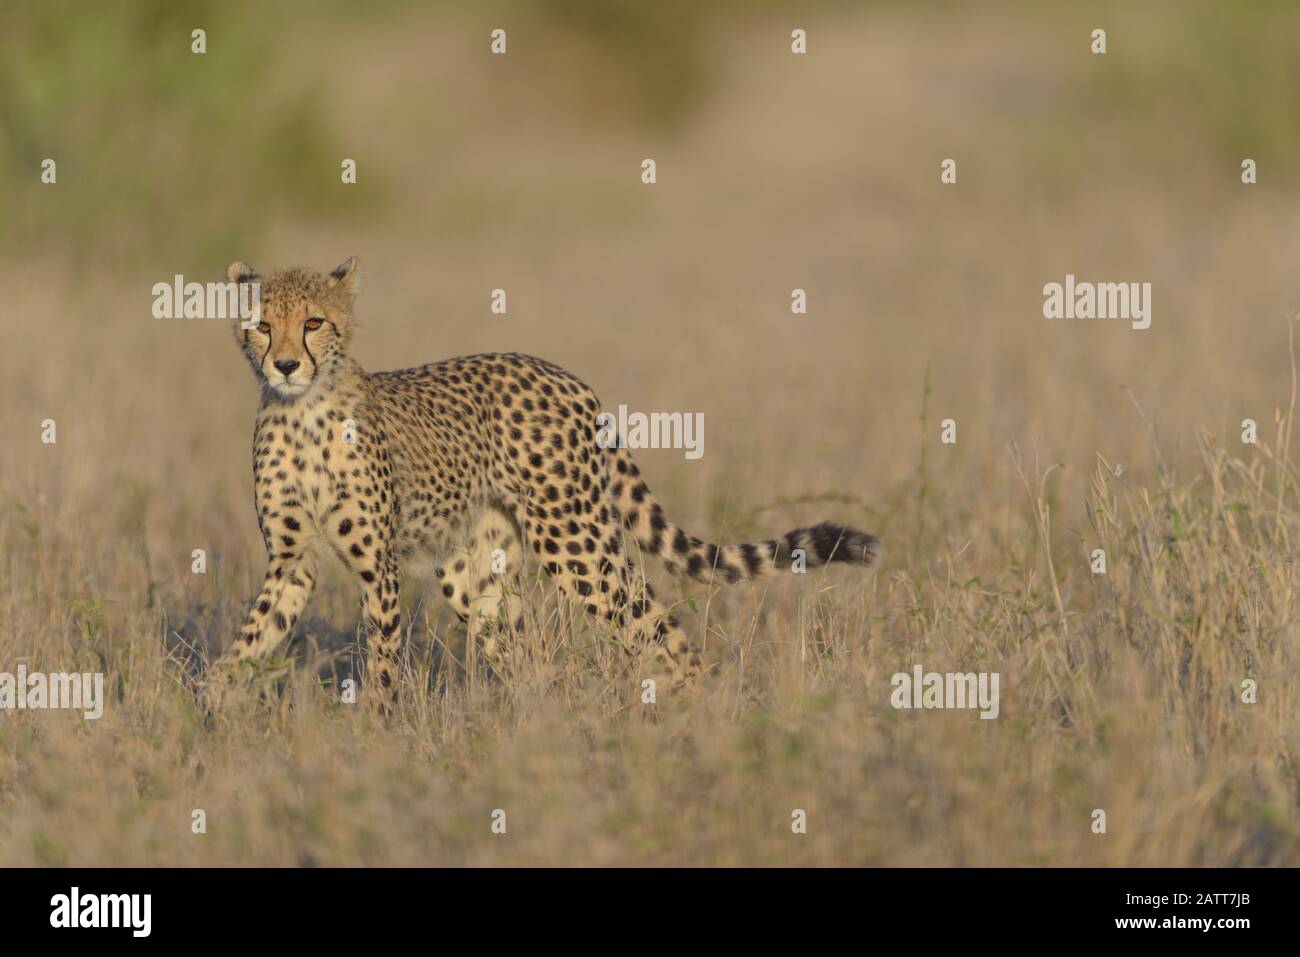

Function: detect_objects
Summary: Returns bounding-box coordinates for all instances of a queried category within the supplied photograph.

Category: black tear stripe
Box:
[302,327,318,375]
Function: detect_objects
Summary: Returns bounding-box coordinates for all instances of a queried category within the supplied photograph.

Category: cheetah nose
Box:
[273,359,301,375]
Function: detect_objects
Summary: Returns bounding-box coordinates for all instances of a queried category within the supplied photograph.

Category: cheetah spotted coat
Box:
[219,258,878,705]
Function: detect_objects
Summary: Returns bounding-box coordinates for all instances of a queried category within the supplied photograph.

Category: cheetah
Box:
[215,257,879,705]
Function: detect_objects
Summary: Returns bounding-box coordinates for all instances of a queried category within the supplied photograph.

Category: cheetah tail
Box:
[610,447,879,584]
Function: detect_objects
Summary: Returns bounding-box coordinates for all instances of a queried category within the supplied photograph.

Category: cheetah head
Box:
[227,257,360,400]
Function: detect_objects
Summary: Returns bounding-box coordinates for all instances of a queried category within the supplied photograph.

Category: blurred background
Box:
[7,0,1300,530]
[2,0,1299,865]
[5,0,1300,552]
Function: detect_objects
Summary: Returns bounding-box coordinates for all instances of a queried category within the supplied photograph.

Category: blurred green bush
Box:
[5,0,1299,270]
[0,0,372,269]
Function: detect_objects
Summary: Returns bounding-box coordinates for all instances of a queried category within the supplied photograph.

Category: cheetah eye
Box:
[305,317,324,331]
[256,321,271,334]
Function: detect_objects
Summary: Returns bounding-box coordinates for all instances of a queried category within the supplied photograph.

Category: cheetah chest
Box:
[256,409,368,533]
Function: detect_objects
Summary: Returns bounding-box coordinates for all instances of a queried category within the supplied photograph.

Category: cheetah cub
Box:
[217,257,878,704]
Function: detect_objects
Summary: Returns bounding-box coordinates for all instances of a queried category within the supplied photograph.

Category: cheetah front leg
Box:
[219,546,319,668]
[204,546,319,712]
[330,509,403,712]
[359,552,402,711]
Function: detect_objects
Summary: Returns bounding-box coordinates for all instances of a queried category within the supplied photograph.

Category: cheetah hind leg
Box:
[627,564,707,695]
[434,507,525,678]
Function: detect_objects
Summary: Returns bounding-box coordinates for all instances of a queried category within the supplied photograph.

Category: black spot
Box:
[650,507,667,532]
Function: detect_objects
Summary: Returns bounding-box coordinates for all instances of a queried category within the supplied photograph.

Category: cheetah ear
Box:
[226,260,259,284]
[327,256,360,295]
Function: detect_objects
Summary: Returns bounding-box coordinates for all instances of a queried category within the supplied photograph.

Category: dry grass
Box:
[1,2,1298,866]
